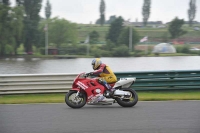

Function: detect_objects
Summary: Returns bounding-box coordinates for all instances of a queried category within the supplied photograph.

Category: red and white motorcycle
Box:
[65,72,138,108]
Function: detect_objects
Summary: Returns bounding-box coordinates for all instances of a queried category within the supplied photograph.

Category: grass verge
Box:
[138,90,200,101]
[0,90,200,104]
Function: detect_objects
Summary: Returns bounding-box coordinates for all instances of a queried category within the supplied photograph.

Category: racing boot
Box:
[104,88,115,97]
[103,83,115,97]
[108,88,115,96]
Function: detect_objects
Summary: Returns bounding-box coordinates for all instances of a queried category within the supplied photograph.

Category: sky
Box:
[10,0,200,24]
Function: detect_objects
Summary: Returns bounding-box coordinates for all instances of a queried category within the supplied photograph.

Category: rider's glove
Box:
[86,72,93,77]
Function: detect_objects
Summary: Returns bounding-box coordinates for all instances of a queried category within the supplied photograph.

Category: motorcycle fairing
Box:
[113,78,136,88]
[71,88,81,91]
[73,77,106,102]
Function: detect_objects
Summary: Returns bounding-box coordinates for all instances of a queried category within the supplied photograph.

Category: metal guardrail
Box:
[115,70,200,91]
[1,70,200,95]
[0,73,77,95]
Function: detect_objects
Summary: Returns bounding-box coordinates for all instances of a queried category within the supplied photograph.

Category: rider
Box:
[86,58,117,96]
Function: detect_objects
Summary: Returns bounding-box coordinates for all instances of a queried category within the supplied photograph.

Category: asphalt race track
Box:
[0,101,200,133]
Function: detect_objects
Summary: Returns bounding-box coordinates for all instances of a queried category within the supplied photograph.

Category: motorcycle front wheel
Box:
[65,91,87,108]
[115,88,138,107]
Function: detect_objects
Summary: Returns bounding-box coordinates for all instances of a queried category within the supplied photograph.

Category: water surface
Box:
[0,56,200,74]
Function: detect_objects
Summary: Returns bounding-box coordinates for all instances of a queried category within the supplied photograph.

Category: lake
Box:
[0,56,200,74]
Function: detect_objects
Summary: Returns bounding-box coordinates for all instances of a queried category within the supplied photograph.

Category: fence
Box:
[0,70,200,95]
[0,73,77,95]
[116,70,200,91]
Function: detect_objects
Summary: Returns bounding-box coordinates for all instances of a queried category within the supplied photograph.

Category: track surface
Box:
[0,101,200,133]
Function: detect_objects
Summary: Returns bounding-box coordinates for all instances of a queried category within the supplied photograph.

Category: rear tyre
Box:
[116,89,138,107]
[65,91,87,108]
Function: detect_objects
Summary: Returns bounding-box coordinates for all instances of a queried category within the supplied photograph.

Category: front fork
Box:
[71,88,86,101]
[70,88,82,102]
[75,91,80,97]
[71,88,81,96]
[72,88,84,98]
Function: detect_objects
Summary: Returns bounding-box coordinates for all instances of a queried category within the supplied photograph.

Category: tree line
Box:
[0,0,197,57]
[0,0,79,56]
[93,0,196,56]
[96,0,197,27]
[0,0,43,56]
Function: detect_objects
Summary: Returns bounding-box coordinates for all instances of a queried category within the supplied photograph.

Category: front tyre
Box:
[65,91,87,108]
[116,89,138,107]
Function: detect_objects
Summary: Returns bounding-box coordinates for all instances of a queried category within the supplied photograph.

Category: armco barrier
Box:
[0,73,77,95]
[115,70,200,91]
[0,70,200,95]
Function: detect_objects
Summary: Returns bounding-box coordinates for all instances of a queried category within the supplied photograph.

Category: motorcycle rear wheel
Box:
[115,89,138,107]
[65,91,86,108]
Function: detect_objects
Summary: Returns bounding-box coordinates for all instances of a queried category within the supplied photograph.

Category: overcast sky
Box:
[10,0,200,24]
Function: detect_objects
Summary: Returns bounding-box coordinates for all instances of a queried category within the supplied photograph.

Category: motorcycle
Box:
[65,72,138,108]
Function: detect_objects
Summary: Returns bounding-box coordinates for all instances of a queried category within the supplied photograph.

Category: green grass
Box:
[138,90,200,101]
[0,94,66,104]
[77,24,200,42]
[0,90,200,104]
[147,53,199,57]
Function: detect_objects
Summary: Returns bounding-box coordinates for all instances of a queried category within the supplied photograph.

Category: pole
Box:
[123,20,133,52]
[145,36,148,55]
[147,39,148,55]
[129,24,132,52]
[85,35,90,56]
[45,23,48,55]
[87,44,90,56]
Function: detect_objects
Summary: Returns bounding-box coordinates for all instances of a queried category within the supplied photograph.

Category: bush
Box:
[131,50,146,57]
[40,47,45,55]
[17,44,24,54]
[5,44,14,55]
[101,50,112,57]
[102,40,115,51]
[175,45,190,53]
[112,45,130,57]
[76,45,87,55]
[118,27,140,50]
[89,31,100,44]
[182,46,190,53]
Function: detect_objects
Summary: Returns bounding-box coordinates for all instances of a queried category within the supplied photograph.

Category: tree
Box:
[142,0,151,27]
[16,0,23,6]
[118,27,140,51]
[89,31,100,44]
[168,17,187,39]
[45,0,51,19]
[105,15,116,24]
[99,0,105,26]
[95,18,100,24]
[106,16,124,44]
[0,5,24,56]
[96,15,116,25]
[39,18,78,48]
[0,5,10,56]
[188,0,196,27]
[1,0,10,5]
[12,6,24,54]
[23,0,42,53]
[44,0,52,55]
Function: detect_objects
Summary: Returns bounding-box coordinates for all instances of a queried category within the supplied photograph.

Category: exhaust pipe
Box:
[113,90,131,96]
